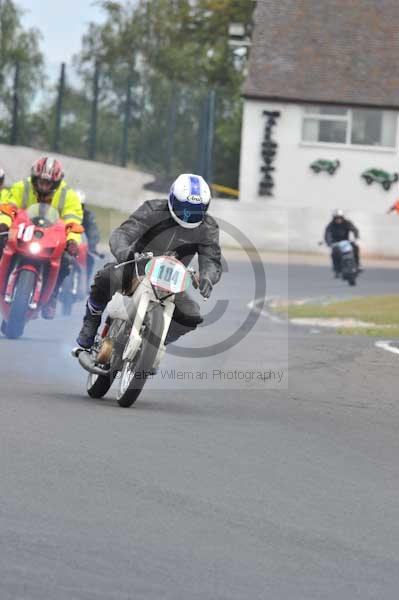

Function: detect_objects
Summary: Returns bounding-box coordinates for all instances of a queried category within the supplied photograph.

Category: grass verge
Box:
[282,295,399,337]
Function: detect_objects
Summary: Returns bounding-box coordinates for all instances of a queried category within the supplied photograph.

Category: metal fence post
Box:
[10,62,20,145]
[88,61,100,160]
[198,89,216,182]
[52,62,66,153]
[165,85,178,175]
[204,89,216,184]
[197,95,207,176]
[121,69,133,167]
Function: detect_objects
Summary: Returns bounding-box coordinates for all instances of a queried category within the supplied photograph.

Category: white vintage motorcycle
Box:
[73,252,200,408]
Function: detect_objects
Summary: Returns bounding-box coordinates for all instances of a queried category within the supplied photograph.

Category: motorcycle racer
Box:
[0,157,84,318]
[76,190,101,284]
[324,209,361,274]
[0,168,9,256]
[0,167,7,200]
[387,199,399,214]
[77,173,222,349]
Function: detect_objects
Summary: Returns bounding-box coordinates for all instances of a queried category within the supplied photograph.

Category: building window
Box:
[302,105,397,148]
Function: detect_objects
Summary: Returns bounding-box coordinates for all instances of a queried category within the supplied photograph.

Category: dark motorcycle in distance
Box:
[59,239,88,316]
[59,246,105,316]
[332,241,358,286]
[320,240,359,286]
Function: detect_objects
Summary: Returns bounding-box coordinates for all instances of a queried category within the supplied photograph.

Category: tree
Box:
[71,0,254,186]
[0,0,44,144]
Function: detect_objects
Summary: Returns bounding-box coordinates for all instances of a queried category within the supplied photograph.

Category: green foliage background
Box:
[0,0,254,188]
[0,0,44,144]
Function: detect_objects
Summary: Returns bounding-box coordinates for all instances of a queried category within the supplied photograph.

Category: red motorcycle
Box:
[0,202,83,339]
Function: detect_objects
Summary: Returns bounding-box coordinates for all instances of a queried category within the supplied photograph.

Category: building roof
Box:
[244,0,399,108]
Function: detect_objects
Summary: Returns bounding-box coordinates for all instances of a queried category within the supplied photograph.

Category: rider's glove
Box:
[66,240,79,257]
[199,275,213,299]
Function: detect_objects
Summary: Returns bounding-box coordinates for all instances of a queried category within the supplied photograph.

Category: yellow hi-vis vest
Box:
[0,178,83,242]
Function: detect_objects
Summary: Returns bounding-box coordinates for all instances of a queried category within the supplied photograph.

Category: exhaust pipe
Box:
[75,349,111,376]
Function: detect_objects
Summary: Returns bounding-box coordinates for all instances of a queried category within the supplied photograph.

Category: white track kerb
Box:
[375,341,399,356]
[247,298,284,324]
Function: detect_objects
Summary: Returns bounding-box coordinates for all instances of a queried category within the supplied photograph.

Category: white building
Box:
[239,0,399,256]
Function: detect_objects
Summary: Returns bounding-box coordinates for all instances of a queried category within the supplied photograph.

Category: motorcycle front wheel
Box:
[117,304,164,408]
[6,269,36,339]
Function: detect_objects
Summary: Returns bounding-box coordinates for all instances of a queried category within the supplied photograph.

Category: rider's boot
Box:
[76,300,104,349]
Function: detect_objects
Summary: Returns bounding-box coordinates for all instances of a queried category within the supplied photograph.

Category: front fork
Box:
[4,262,43,310]
[153,300,175,369]
[122,289,175,366]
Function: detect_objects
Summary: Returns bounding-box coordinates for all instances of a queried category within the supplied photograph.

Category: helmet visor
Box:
[170,194,205,225]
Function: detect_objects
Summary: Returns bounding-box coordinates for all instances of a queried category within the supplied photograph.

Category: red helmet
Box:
[31,157,64,196]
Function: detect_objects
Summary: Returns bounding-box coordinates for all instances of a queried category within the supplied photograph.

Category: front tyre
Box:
[117,304,164,408]
[6,270,36,339]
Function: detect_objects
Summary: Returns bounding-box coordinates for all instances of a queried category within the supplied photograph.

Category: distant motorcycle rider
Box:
[76,190,101,284]
[387,199,399,215]
[0,157,84,318]
[77,173,222,349]
[324,209,361,274]
[0,168,8,257]
[0,167,7,200]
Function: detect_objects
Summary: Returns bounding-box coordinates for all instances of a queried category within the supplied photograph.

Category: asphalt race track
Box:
[1,257,399,599]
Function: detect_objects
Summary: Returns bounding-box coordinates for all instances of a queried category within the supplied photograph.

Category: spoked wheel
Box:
[87,371,116,399]
[117,304,164,408]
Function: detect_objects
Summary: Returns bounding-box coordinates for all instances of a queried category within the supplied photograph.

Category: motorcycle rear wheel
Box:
[6,270,36,339]
[348,275,357,286]
[87,371,116,399]
[117,304,164,408]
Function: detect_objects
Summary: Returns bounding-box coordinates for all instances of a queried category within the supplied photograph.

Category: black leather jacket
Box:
[109,199,222,284]
[324,218,359,246]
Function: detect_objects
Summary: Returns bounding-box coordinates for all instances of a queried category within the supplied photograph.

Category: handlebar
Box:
[187,266,200,288]
[113,252,201,291]
[88,249,105,259]
[114,252,154,270]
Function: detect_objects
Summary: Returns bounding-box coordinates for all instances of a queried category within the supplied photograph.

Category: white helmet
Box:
[168,173,211,228]
[76,189,86,205]
[333,208,344,218]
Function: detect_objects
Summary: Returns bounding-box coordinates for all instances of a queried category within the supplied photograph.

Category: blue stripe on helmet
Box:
[189,175,201,196]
